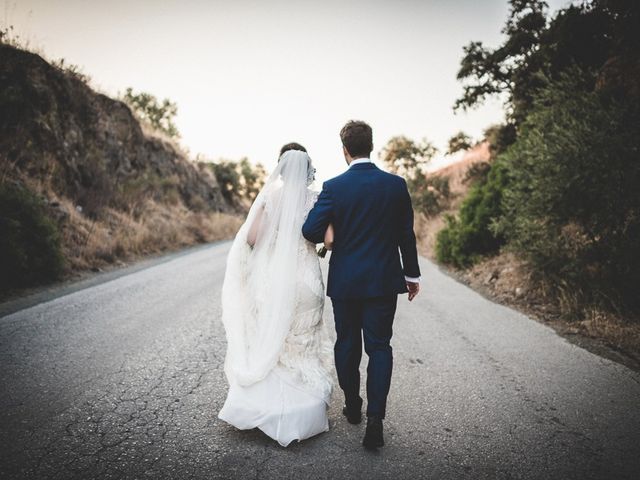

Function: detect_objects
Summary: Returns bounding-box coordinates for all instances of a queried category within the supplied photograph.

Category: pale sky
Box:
[4,0,569,181]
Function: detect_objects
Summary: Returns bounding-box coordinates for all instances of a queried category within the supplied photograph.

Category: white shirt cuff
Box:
[405,275,420,283]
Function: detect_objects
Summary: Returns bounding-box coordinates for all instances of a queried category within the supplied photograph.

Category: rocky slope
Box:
[0,43,241,292]
[1,43,229,214]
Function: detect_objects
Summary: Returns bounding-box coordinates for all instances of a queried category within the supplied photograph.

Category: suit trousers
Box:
[330,294,398,419]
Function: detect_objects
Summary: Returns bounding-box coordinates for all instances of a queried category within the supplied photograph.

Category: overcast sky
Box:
[4,0,569,180]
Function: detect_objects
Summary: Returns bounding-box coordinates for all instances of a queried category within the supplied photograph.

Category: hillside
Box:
[414,141,490,258]
[0,44,242,294]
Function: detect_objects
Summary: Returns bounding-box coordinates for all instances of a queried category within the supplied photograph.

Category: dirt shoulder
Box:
[434,252,640,373]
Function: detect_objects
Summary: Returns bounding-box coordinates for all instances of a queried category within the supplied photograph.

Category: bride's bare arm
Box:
[247,205,265,247]
[324,223,334,250]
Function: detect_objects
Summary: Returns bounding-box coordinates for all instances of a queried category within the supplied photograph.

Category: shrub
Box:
[495,73,640,314]
[436,160,508,268]
[0,183,64,292]
[463,161,491,185]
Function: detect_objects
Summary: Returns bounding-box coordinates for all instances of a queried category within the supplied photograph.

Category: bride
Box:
[218,144,334,447]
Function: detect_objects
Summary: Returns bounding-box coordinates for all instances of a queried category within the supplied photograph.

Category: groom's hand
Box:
[406,281,419,301]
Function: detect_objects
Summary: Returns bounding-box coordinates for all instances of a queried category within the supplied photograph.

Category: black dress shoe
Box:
[362,416,384,448]
[342,404,362,424]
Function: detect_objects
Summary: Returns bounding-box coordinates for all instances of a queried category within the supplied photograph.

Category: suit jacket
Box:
[302,161,420,299]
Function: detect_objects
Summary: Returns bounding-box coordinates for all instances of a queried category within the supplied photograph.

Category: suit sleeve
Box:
[398,179,421,278]
[302,182,333,244]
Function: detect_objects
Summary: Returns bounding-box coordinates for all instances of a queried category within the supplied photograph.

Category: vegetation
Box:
[0,41,260,295]
[495,72,640,314]
[436,160,508,267]
[437,0,640,316]
[447,131,473,156]
[0,182,64,291]
[203,158,267,203]
[380,135,450,217]
[121,87,180,139]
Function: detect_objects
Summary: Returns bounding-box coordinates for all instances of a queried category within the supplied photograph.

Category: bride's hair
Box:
[277,146,315,185]
[279,142,307,159]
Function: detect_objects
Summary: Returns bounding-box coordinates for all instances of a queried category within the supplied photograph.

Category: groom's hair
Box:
[340,120,373,158]
[279,142,307,160]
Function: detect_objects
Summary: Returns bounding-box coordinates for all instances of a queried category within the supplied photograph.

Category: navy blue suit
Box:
[302,161,420,418]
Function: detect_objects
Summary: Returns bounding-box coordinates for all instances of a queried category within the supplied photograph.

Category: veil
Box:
[221,150,317,387]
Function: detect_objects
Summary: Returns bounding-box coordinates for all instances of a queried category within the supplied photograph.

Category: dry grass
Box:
[48,195,241,274]
[574,310,640,358]
[415,212,446,259]
[14,147,242,278]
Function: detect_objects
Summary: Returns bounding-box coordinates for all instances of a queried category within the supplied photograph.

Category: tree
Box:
[238,158,267,201]
[211,160,241,202]
[482,123,517,158]
[447,131,473,155]
[454,0,616,124]
[121,87,180,139]
[207,158,267,204]
[379,135,437,179]
[439,0,640,317]
[380,136,449,217]
[410,174,451,217]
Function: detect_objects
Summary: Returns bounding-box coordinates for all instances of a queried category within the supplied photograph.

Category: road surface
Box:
[1,242,639,479]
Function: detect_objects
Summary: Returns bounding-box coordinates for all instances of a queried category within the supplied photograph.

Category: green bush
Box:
[495,74,640,313]
[436,160,508,268]
[0,183,64,292]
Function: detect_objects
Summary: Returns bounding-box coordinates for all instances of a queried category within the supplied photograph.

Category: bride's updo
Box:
[277,142,315,185]
[279,142,307,159]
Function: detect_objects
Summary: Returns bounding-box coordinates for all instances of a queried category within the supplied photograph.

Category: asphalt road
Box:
[1,242,639,479]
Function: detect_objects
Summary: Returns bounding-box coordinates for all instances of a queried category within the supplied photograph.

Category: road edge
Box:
[0,240,232,319]
[431,259,640,374]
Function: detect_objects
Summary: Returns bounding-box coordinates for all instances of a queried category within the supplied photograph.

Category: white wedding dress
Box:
[218,150,333,447]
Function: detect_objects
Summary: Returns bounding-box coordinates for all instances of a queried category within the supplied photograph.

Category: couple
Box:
[218,120,421,449]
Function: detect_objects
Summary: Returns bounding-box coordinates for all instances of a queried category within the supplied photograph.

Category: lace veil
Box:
[221,150,316,387]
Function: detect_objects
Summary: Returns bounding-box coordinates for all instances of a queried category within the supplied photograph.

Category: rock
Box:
[515,287,524,297]
[484,270,500,284]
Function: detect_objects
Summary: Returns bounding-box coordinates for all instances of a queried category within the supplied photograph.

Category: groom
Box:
[302,120,420,448]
